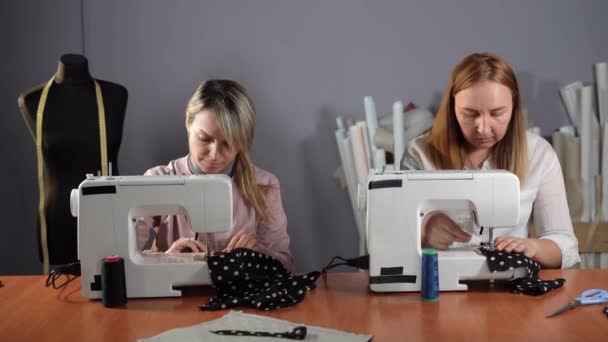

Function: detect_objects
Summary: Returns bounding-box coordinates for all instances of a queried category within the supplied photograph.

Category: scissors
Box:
[546,289,608,318]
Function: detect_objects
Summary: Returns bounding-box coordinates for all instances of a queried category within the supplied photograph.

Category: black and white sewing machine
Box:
[366,169,528,292]
[70,174,232,298]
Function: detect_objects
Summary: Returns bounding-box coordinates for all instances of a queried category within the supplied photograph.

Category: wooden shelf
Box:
[530,222,608,253]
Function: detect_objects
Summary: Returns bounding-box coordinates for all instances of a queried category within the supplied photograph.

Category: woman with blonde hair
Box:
[401,53,579,269]
[137,79,293,270]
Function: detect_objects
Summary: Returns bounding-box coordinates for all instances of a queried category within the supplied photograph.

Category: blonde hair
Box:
[428,52,528,184]
[186,79,274,223]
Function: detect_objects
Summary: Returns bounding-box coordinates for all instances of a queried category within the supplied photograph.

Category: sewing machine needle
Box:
[205,233,213,258]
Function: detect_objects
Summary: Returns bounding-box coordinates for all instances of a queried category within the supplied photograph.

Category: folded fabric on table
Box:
[480,246,566,296]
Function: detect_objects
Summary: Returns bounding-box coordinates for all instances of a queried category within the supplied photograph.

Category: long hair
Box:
[186,79,273,223]
[428,52,528,184]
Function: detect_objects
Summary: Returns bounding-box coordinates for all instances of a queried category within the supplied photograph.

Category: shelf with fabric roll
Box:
[530,222,608,268]
[551,61,608,269]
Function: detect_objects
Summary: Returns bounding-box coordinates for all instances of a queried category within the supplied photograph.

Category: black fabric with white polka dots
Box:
[480,247,566,296]
[201,248,321,311]
[210,326,307,340]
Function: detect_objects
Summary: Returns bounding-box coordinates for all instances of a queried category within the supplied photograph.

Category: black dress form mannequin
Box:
[18,54,128,266]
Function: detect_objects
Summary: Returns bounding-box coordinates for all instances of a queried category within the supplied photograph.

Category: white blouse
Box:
[400,131,581,268]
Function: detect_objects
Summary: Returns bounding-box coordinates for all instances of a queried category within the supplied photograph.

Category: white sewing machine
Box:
[70,174,232,298]
[366,169,527,292]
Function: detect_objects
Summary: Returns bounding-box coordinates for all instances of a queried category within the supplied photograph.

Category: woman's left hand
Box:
[224,230,266,253]
[494,236,540,259]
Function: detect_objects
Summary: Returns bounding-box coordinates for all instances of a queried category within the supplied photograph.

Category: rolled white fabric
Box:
[562,135,584,221]
[595,62,608,126]
[337,131,365,248]
[364,96,385,168]
[392,101,405,165]
[579,86,597,221]
[335,120,357,209]
[349,122,371,186]
[552,131,565,173]
[560,81,583,130]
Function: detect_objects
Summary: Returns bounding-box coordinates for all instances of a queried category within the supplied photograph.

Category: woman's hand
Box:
[494,236,539,259]
[422,212,471,249]
[223,230,266,253]
[166,237,206,254]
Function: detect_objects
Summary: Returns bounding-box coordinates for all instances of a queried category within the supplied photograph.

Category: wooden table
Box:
[1,270,607,342]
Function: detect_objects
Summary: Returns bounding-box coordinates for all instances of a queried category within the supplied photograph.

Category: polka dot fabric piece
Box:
[201,248,321,311]
[480,247,566,296]
[210,326,307,340]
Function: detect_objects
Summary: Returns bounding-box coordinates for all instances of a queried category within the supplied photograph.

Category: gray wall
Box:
[2,0,608,274]
[0,0,84,274]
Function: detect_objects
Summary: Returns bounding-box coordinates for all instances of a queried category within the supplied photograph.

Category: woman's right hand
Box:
[421,212,471,249]
[165,237,206,254]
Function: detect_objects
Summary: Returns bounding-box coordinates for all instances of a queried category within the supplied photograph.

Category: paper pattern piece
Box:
[138,311,372,342]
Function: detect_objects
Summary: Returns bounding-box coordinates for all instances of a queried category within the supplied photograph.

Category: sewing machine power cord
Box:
[321,255,369,274]
[45,261,81,289]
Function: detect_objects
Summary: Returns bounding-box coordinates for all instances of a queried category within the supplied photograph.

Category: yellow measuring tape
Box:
[36,75,108,274]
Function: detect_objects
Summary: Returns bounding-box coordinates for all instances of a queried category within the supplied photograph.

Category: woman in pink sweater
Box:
[137,80,293,271]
